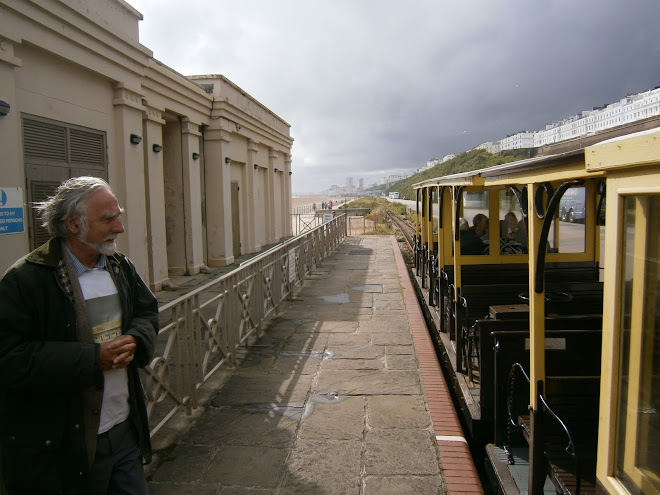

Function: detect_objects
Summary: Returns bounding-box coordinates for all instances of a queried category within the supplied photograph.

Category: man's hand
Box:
[98,335,138,371]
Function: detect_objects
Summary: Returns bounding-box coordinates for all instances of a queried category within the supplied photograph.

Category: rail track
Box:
[387,209,415,250]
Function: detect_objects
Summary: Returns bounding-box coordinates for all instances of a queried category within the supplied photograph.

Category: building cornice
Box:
[1,0,152,81]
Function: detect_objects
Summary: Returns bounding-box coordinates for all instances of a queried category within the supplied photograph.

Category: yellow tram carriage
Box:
[412,128,659,495]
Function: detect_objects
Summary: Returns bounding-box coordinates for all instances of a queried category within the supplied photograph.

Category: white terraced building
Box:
[499,86,660,150]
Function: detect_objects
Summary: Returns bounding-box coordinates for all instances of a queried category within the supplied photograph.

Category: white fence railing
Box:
[144,214,347,437]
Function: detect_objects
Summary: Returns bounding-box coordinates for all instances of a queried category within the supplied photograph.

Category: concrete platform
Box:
[146,235,483,494]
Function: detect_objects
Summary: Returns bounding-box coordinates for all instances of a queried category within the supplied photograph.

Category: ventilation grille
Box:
[30,181,60,247]
[70,129,105,165]
[23,120,67,162]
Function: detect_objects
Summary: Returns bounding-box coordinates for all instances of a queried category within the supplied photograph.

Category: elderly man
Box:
[0,177,158,494]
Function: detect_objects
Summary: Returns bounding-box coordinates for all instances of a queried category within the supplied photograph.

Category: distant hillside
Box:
[372,149,528,199]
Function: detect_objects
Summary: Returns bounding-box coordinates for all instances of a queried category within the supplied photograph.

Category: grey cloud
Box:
[129,0,660,191]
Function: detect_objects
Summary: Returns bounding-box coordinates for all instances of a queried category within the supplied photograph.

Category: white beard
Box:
[77,233,117,256]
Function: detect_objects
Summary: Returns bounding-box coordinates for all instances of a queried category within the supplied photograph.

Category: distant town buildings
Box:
[499,132,535,150]
[501,86,660,150]
[324,176,366,196]
[473,142,500,154]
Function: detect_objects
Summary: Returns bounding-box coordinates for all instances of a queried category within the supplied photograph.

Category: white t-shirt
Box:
[79,268,130,434]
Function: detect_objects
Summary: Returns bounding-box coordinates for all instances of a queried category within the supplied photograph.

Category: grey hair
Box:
[34,176,112,238]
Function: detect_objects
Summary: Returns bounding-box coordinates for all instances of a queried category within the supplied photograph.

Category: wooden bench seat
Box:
[442,261,599,288]
[514,376,600,495]
[455,282,603,378]
[487,327,602,445]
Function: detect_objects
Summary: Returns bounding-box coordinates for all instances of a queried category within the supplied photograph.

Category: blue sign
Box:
[0,188,25,234]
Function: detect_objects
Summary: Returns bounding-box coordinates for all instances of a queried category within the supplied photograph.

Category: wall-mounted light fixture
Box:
[0,100,10,117]
[152,144,163,153]
[253,164,259,170]
[130,133,142,144]
[236,124,242,131]
[225,157,231,164]
[274,168,278,173]
[289,171,292,176]
[192,152,200,160]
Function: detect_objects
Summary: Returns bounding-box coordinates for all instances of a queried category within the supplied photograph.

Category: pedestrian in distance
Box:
[0,176,158,495]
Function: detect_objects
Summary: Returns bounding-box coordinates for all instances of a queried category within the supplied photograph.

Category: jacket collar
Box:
[25,237,125,274]
[25,237,65,268]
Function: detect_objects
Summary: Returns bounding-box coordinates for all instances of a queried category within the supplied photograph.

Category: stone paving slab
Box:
[147,236,447,494]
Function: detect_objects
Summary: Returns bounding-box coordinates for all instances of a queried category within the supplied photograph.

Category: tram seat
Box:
[513,375,600,495]
[457,282,603,380]
[483,325,602,446]
[456,283,529,378]
[438,262,600,339]
[451,261,599,288]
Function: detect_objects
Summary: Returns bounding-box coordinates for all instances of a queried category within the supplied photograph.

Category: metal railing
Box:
[292,204,317,214]
[291,212,323,235]
[144,214,348,437]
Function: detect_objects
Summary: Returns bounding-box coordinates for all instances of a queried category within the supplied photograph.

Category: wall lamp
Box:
[274,168,278,173]
[224,157,231,164]
[152,144,162,153]
[253,164,259,170]
[130,133,142,144]
[192,152,200,160]
[0,100,10,117]
[289,171,292,176]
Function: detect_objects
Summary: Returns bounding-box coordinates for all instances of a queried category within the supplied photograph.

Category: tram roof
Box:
[413,149,585,189]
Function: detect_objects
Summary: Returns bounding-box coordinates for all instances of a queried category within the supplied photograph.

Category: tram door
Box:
[610,194,660,495]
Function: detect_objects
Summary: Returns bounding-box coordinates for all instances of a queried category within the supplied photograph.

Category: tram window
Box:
[557,186,587,253]
[498,191,526,254]
[461,191,489,255]
[615,195,660,495]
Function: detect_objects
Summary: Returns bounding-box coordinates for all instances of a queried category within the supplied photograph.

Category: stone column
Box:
[245,138,259,252]
[266,148,277,243]
[284,154,293,237]
[112,83,149,280]
[204,126,234,266]
[142,104,171,291]
[180,117,206,275]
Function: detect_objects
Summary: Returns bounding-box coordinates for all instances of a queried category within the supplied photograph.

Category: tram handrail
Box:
[505,362,583,495]
[144,214,347,438]
[538,393,582,495]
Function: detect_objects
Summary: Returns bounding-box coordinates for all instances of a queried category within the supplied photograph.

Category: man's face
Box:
[78,188,125,256]
[506,215,517,232]
[476,217,488,236]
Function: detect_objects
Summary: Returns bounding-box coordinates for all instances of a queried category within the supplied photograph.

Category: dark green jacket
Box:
[0,238,158,494]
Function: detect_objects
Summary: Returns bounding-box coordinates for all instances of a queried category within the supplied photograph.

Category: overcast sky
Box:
[126,0,660,193]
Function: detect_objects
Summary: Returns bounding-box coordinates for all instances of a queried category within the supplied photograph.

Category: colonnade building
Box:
[0,0,294,289]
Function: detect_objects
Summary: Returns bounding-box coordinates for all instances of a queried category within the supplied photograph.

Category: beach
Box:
[291,195,356,211]
[291,196,328,210]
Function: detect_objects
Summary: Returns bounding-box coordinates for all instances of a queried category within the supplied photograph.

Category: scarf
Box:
[61,241,105,468]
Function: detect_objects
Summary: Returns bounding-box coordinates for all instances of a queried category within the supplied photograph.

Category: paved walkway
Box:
[146,236,480,494]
